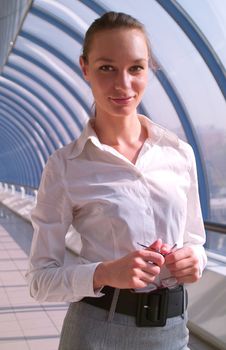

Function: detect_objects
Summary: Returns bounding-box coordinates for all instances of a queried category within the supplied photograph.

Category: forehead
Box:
[88,28,149,61]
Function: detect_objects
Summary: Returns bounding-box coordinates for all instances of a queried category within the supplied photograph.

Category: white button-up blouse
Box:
[27,115,207,302]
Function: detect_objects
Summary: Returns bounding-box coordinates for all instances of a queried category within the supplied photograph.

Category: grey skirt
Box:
[58,301,189,350]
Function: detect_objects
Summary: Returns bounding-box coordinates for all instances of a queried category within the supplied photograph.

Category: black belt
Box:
[82,285,187,327]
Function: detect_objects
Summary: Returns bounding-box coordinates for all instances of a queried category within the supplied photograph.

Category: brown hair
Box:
[81,11,157,70]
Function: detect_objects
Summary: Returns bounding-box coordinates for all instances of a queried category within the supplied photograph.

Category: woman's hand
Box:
[93,240,165,290]
[165,246,200,284]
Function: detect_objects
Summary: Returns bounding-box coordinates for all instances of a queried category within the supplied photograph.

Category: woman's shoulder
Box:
[51,139,79,160]
[150,120,190,148]
[149,120,194,164]
[44,139,80,172]
[48,119,94,163]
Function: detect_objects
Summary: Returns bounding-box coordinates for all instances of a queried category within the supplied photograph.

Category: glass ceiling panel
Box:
[0,100,50,160]
[42,0,98,26]
[0,116,41,176]
[0,0,30,70]
[142,73,187,141]
[34,0,90,34]
[4,65,79,141]
[0,78,64,147]
[177,0,226,69]
[0,94,56,154]
[6,56,89,136]
[0,110,46,168]
[14,36,91,103]
[22,13,82,63]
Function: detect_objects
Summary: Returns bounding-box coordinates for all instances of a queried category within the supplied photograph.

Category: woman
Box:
[27,11,207,350]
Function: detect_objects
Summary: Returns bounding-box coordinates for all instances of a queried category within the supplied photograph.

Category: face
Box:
[80,28,149,120]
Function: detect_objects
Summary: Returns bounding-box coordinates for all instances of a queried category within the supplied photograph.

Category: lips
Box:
[109,96,135,105]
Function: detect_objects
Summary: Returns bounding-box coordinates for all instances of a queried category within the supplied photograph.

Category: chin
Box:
[110,103,138,115]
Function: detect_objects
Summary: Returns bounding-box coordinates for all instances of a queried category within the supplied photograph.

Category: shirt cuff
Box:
[71,262,104,298]
[191,245,207,276]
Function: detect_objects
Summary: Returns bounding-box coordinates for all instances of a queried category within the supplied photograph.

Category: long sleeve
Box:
[26,155,101,302]
[184,145,207,273]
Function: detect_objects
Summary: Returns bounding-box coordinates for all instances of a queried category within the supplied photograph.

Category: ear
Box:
[79,56,89,81]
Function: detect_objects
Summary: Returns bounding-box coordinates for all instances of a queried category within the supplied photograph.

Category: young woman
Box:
[27,12,207,350]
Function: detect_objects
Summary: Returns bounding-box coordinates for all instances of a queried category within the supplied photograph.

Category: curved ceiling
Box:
[0,0,226,225]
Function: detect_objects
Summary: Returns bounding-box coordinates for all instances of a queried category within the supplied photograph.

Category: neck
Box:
[93,112,143,147]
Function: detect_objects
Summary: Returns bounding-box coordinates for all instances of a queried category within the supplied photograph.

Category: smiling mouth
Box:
[109,96,135,105]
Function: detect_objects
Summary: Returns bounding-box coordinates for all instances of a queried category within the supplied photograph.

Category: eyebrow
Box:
[94,57,148,63]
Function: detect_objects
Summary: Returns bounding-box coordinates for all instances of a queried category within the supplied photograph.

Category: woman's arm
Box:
[165,145,207,283]
[26,155,101,302]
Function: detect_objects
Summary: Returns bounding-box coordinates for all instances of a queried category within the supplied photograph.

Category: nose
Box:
[114,70,131,90]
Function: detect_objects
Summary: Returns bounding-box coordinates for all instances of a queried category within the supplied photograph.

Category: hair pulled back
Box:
[81,11,157,70]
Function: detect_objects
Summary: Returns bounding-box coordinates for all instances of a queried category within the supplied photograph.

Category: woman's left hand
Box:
[165,246,200,284]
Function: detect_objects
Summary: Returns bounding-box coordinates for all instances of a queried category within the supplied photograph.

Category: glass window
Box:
[177,0,226,69]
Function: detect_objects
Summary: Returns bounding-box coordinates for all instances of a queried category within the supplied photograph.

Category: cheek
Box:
[90,81,111,104]
[90,75,112,93]
[134,75,148,93]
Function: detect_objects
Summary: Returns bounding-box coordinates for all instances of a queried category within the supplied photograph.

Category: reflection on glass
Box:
[177,0,226,68]
[198,126,226,224]
[206,230,226,256]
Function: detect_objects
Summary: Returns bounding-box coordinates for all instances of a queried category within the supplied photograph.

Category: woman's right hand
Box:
[93,239,165,290]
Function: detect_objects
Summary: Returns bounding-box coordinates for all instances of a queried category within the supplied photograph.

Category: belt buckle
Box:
[136,288,169,327]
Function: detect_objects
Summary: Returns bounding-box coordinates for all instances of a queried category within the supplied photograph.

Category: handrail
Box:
[0,181,37,191]
[204,221,226,235]
[0,181,37,197]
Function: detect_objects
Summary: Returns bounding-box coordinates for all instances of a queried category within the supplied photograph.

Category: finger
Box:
[140,249,165,267]
[166,257,195,271]
[165,247,195,264]
[139,270,158,284]
[170,266,199,278]
[160,243,171,255]
[130,267,158,287]
[142,262,161,277]
[148,238,162,253]
[132,252,163,271]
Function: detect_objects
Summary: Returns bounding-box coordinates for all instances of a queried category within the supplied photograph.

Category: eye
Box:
[129,65,144,72]
[99,65,115,72]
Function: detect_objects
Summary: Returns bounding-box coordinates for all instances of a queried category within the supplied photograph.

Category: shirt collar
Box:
[67,118,101,159]
[139,114,179,147]
[67,115,178,160]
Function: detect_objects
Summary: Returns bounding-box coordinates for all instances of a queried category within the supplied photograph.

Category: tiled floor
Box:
[0,203,219,350]
[0,204,68,350]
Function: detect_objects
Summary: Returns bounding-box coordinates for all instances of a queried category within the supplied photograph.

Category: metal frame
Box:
[0,79,66,145]
[156,0,226,99]
[12,48,91,117]
[0,115,41,182]
[8,56,90,125]
[0,90,59,150]
[0,102,49,162]
[2,71,75,142]
[0,120,35,185]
